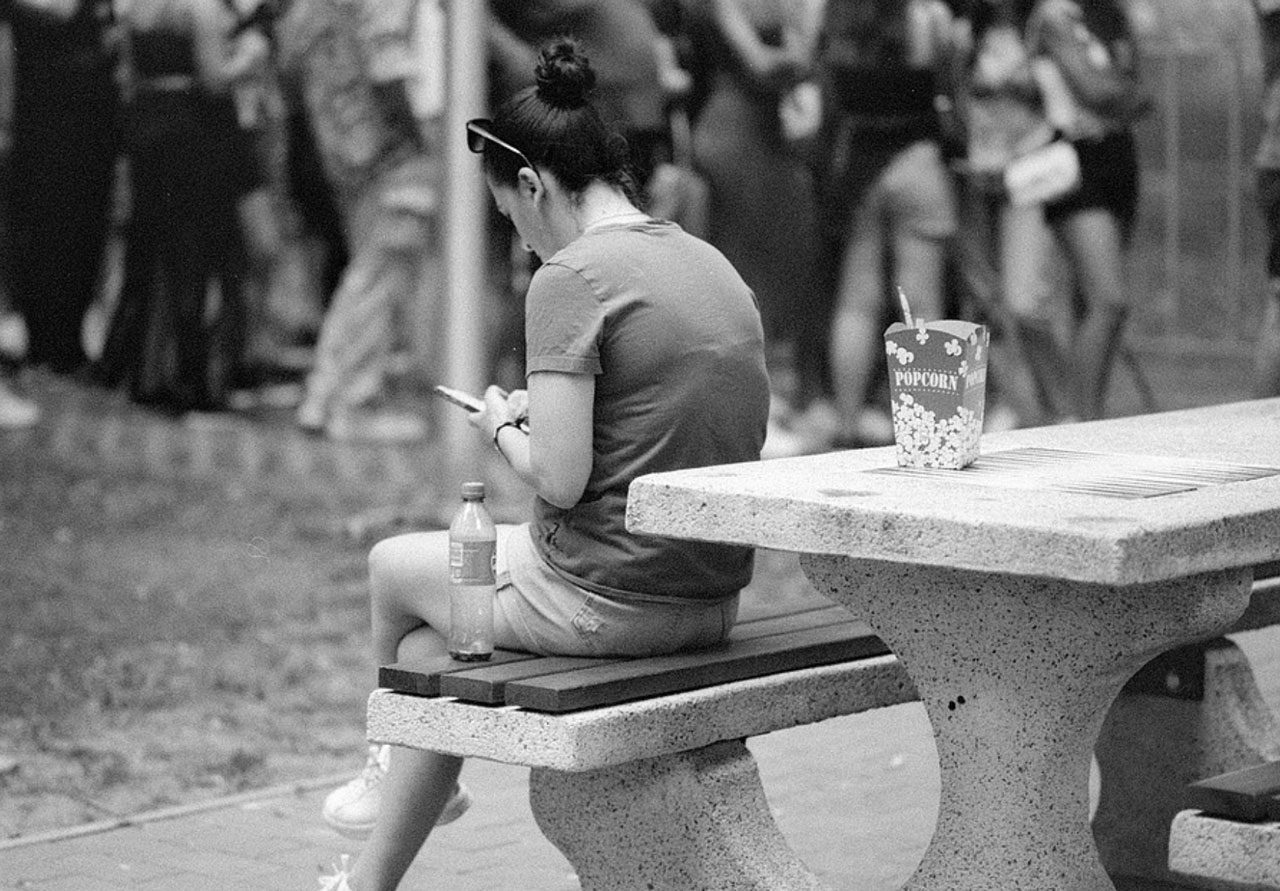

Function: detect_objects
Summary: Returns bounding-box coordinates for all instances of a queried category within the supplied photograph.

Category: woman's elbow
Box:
[530,443,591,509]
[532,464,587,510]
[539,481,584,511]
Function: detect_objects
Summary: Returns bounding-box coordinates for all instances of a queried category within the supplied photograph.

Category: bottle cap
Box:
[461,481,486,500]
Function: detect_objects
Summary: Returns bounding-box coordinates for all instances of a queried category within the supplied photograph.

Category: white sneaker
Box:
[321,745,473,839]
[318,853,353,891]
[0,382,38,429]
[324,409,428,443]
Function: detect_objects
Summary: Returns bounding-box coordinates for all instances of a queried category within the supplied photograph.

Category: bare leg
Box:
[367,531,453,664]
[829,207,885,440]
[891,228,947,323]
[997,202,1080,423]
[1051,209,1128,420]
[350,625,462,891]
[1255,282,1280,398]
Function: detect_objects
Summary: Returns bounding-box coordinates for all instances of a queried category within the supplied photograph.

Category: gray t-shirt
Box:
[525,218,769,603]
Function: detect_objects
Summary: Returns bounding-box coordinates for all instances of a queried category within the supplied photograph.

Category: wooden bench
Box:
[366,600,917,891]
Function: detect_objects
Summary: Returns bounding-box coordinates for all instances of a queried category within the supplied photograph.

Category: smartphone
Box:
[433,385,485,413]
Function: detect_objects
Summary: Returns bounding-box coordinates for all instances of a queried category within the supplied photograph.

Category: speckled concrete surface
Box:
[1169,809,1280,889]
[802,557,1252,890]
[530,740,827,891]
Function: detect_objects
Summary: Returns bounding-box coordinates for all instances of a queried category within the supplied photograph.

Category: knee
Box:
[368,536,396,580]
[368,531,447,608]
[368,535,413,605]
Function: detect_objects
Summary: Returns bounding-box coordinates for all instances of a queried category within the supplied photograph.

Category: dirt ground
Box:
[0,452,380,840]
[0,370,433,841]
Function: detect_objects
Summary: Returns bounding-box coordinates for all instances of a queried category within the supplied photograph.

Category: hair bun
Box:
[535,39,596,110]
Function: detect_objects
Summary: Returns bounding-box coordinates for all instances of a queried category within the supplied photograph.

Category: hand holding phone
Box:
[433,385,485,413]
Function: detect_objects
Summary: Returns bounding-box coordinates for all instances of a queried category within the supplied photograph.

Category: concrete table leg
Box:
[528,738,827,891]
[801,555,1252,891]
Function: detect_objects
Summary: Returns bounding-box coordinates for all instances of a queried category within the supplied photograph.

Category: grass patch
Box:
[0,449,381,838]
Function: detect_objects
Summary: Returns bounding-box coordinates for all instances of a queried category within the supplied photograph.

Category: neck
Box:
[573,182,643,234]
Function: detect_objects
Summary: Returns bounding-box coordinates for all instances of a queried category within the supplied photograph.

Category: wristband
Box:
[492,420,523,455]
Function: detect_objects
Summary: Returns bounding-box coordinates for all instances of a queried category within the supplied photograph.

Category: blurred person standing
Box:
[816,0,961,446]
[957,0,1076,425]
[92,0,269,414]
[681,0,827,450]
[1023,0,1147,420]
[274,0,439,441]
[3,0,119,377]
[1254,0,1280,397]
[0,9,37,427]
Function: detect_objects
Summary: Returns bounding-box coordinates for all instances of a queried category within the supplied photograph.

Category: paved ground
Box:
[0,347,1268,890]
[0,705,941,890]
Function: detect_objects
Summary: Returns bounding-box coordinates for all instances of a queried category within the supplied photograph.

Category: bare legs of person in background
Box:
[987,199,1077,426]
[1255,280,1280,398]
[829,222,948,445]
[1049,207,1130,420]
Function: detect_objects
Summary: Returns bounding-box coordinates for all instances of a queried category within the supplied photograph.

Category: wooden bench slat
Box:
[384,604,864,704]
[503,622,890,713]
[378,649,538,696]
[436,605,859,704]
[1185,761,1280,822]
[440,656,607,704]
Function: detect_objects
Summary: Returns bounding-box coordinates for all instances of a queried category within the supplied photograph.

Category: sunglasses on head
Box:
[466,118,535,171]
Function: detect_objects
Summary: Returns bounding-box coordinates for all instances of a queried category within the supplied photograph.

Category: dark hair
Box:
[482,39,635,198]
[821,0,911,70]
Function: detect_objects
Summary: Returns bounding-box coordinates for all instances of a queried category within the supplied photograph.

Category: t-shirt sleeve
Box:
[525,261,605,376]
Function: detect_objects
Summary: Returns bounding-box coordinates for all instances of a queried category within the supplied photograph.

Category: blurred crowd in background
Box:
[0,0,1276,454]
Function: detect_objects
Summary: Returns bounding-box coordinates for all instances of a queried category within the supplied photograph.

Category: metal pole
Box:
[441,0,488,496]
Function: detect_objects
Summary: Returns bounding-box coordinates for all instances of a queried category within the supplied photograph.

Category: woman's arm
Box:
[710,0,806,91]
[189,0,267,95]
[479,371,595,510]
[1035,1,1142,118]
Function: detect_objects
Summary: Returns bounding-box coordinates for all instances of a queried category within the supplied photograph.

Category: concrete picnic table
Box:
[625,398,1280,890]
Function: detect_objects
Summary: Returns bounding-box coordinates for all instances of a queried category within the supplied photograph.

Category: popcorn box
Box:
[884,319,989,469]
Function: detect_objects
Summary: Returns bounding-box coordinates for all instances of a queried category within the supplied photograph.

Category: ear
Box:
[517,167,542,201]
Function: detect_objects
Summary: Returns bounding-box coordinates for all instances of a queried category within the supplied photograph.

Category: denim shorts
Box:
[492,524,738,658]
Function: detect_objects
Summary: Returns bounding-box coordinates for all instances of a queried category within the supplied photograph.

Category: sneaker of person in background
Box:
[310,407,429,444]
[322,744,472,839]
[0,381,39,429]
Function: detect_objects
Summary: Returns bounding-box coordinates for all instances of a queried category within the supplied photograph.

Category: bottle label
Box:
[450,539,496,586]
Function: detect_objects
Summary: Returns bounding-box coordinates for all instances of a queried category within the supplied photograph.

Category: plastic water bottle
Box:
[447,481,496,661]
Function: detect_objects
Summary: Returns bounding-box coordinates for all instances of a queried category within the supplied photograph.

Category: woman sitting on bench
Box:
[318,38,771,891]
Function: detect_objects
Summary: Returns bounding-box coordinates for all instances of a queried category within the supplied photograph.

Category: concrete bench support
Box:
[367,656,915,890]
[1094,637,1280,883]
[1168,809,1280,890]
[530,739,824,891]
